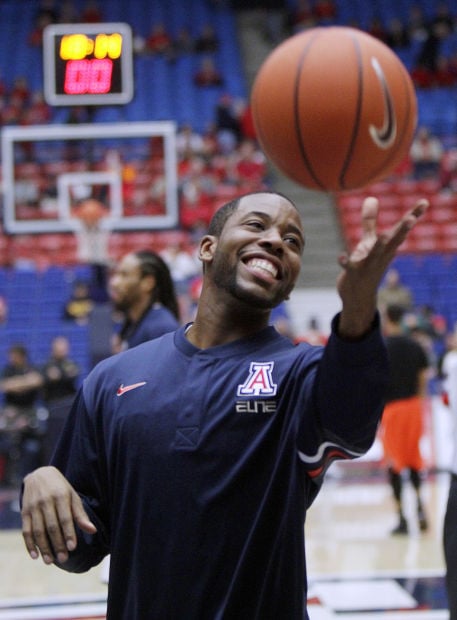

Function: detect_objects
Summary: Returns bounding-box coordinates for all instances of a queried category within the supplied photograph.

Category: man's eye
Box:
[246,220,264,229]
[285,236,301,247]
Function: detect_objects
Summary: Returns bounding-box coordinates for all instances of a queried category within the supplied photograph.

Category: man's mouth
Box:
[245,258,278,279]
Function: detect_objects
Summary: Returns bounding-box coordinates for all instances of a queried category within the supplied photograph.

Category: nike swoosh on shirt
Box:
[368,56,397,149]
[116,382,147,396]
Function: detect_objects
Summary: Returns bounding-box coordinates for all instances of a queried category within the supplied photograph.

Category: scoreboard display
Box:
[43,23,134,106]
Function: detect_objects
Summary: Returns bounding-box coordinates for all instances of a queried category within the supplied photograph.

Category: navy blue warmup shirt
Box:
[119,303,179,349]
[51,314,388,619]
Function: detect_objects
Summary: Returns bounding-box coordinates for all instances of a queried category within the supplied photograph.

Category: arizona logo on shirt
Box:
[237,362,277,397]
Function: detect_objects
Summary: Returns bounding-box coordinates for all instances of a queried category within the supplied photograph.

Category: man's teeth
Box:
[247,258,278,277]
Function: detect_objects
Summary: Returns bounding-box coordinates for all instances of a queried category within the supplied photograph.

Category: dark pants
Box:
[444,473,457,618]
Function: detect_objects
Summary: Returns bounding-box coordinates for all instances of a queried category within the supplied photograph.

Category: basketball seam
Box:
[294,30,326,191]
[339,34,364,191]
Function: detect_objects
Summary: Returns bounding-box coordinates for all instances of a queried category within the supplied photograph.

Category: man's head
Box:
[72,280,90,299]
[383,304,406,336]
[200,191,304,310]
[51,336,70,360]
[385,304,405,325]
[8,344,28,368]
[109,250,179,320]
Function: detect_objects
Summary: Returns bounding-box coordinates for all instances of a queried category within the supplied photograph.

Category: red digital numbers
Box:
[64,58,113,95]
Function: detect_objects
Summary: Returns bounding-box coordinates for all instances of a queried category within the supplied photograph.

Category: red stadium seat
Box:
[415,177,442,195]
[390,178,419,195]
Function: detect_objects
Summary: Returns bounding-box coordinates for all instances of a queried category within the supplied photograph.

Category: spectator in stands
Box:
[448,50,457,79]
[415,19,450,74]
[9,76,30,106]
[287,0,316,34]
[367,16,389,43]
[237,99,257,142]
[63,280,94,325]
[410,61,435,89]
[256,0,287,45]
[0,345,43,408]
[109,250,180,352]
[0,345,44,485]
[180,154,218,195]
[21,90,51,125]
[173,26,195,55]
[176,123,206,160]
[0,94,23,126]
[385,17,411,50]
[179,156,218,231]
[434,55,457,87]
[430,1,455,34]
[58,0,79,24]
[377,267,413,313]
[160,241,200,295]
[215,93,242,152]
[440,145,457,190]
[34,0,59,24]
[193,56,224,87]
[313,0,337,24]
[233,139,267,189]
[0,72,7,98]
[410,126,444,180]
[144,23,174,60]
[28,7,55,46]
[41,337,79,405]
[80,0,103,23]
[194,23,219,53]
[202,122,221,159]
[380,304,430,535]
[407,4,429,43]
[41,336,80,462]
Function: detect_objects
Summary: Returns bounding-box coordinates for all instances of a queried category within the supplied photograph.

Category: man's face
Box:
[207,193,304,309]
[52,337,69,359]
[109,254,146,312]
[9,349,26,368]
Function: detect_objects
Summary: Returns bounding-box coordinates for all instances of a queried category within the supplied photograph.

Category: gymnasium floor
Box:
[0,397,452,619]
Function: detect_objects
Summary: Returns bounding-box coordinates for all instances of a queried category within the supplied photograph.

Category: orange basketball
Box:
[251,26,417,192]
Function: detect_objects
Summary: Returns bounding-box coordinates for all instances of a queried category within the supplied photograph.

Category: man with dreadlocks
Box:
[109,250,180,352]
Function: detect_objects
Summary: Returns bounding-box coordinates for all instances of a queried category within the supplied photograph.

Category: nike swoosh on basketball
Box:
[117,381,147,396]
[368,57,397,149]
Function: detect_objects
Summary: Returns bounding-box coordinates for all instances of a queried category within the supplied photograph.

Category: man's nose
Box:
[260,228,284,251]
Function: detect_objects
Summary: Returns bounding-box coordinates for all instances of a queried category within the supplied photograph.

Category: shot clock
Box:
[43,22,134,105]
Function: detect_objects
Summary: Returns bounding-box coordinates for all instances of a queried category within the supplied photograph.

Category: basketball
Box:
[251,26,417,192]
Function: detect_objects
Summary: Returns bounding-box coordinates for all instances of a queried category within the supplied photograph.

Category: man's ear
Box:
[198,235,217,263]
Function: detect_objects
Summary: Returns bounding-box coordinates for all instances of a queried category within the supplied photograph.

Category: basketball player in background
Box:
[21,191,427,619]
[441,327,457,618]
[109,249,180,352]
[380,303,430,535]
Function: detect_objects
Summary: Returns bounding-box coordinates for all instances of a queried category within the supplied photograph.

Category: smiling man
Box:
[21,190,427,619]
